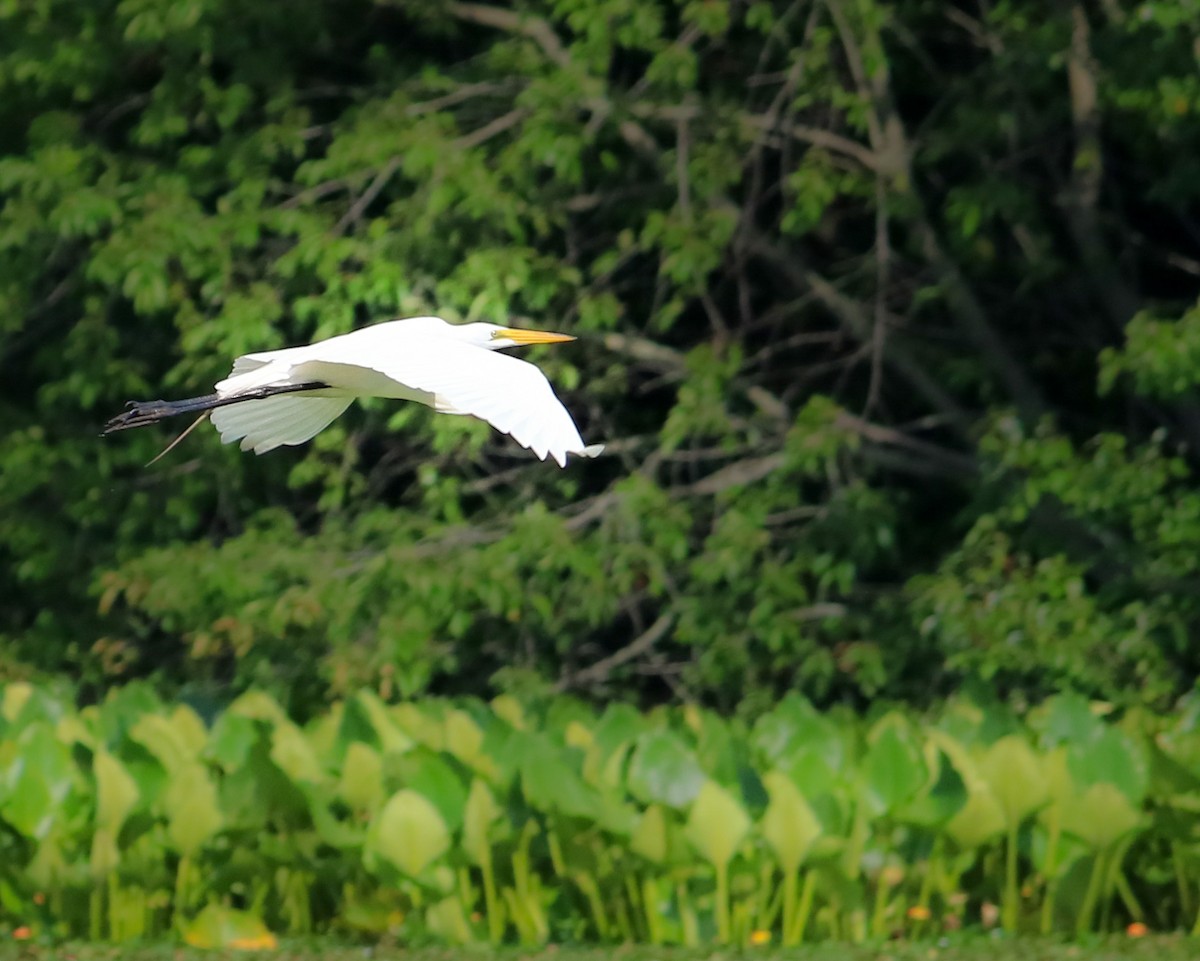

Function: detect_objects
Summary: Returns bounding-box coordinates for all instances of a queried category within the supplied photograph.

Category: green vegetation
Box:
[3,0,1200,717]
[4,0,1200,952]
[1,682,1197,946]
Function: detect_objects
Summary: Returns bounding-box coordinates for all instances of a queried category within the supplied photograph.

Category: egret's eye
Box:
[489,330,502,339]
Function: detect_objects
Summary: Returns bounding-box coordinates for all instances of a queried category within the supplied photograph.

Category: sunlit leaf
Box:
[685,780,749,869]
[366,789,449,877]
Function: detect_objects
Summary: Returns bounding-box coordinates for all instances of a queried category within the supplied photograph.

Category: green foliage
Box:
[0,683,1196,945]
[4,0,1200,733]
[1099,300,1200,399]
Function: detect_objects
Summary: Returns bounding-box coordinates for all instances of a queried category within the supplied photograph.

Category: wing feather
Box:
[210,395,354,454]
[300,336,601,467]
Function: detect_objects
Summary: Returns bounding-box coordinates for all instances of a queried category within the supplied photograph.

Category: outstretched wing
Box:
[298,336,602,467]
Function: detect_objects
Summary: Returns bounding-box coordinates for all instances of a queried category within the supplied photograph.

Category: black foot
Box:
[102,400,176,434]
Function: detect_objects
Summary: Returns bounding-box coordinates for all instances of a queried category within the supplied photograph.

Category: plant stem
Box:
[715,861,730,943]
[789,869,816,945]
[1040,805,1062,935]
[642,875,663,944]
[1077,849,1106,938]
[781,868,798,946]
[1003,822,1019,932]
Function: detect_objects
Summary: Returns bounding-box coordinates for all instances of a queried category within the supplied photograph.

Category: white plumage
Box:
[205,316,603,467]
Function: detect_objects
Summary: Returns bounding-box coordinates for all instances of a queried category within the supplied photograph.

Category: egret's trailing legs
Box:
[102,382,330,434]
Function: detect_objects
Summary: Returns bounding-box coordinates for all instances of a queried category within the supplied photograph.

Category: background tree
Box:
[2,0,1199,715]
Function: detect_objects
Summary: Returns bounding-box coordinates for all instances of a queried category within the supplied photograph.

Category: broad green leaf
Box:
[627,729,705,809]
[352,691,415,755]
[366,789,449,877]
[1068,727,1148,804]
[130,712,200,773]
[228,690,290,726]
[462,778,500,866]
[2,724,74,839]
[685,780,749,869]
[752,696,845,795]
[444,709,484,765]
[270,722,326,786]
[93,749,139,831]
[520,735,603,821]
[390,748,468,831]
[338,741,384,812]
[863,723,926,816]
[898,745,967,827]
[980,735,1047,827]
[2,682,33,723]
[631,804,669,864]
[426,895,473,943]
[945,783,1005,850]
[1065,783,1144,850]
[760,771,821,873]
[164,763,223,857]
[490,694,527,730]
[206,712,260,770]
[1033,692,1103,746]
[171,705,209,754]
[392,704,444,750]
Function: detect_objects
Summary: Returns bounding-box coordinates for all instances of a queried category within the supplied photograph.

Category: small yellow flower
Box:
[907,905,931,921]
[1127,922,1149,938]
[749,929,771,946]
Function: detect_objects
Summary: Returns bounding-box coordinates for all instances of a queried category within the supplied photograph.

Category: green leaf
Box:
[627,729,705,809]
[760,771,821,873]
[366,789,450,878]
[945,782,1006,850]
[93,748,139,832]
[980,735,1048,828]
[1065,782,1144,850]
[337,741,384,812]
[462,778,501,867]
[630,804,669,864]
[863,722,927,816]
[1,724,74,839]
[685,780,749,869]
[164,763,223,857]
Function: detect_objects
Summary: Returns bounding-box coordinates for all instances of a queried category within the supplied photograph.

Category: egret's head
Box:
[472,323,576,351]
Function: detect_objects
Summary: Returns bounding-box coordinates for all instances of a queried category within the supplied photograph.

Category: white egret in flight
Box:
[103,316,604,467]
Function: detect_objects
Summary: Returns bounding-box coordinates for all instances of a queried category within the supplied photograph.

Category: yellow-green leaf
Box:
[685,780,749,869]
[164,763,223,857]
[367,789,449,877]
[760,771,821,873]
[93,749,139,832]
[462,778,500,867]
[338,742,384,812]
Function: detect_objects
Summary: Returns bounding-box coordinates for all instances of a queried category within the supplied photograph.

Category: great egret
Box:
[103,316,604,467]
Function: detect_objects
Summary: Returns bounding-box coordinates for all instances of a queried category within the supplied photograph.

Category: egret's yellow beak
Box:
[498,327,576,345]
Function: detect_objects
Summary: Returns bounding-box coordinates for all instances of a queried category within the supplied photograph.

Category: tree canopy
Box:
[2,0,1199,715]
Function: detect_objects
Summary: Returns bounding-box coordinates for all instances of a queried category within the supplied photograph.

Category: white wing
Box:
[210,395,354,454]
[296,336,602,467]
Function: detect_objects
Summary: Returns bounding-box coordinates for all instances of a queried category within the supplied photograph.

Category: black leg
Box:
[102,382,331,435]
